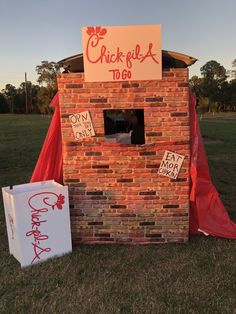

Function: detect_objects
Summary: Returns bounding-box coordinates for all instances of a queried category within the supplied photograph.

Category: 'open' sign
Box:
[69,111,95,140]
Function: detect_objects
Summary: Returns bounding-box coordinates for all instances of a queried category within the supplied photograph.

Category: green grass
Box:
[0,114,51,186]
[0,114,236,314]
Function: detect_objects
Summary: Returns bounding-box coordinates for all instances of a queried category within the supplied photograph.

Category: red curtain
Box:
[30,93,63,184]
[189,90,236,239]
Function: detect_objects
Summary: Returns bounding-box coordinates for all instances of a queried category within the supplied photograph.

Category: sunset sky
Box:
[0,0,236,89]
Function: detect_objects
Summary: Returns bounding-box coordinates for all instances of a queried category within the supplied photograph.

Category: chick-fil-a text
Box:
[85,32,159,69]
[26,192,65,264]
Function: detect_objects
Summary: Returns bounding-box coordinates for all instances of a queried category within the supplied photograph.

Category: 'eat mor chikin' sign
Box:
[82,25,162,82]
[158,151,185,180]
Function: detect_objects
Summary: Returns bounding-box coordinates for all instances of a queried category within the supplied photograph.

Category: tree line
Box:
[1,59,236,114]
[190,59,236,113]
[0,61,60,114]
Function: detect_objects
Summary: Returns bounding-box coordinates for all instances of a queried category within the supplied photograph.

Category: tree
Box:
[2,84,17,113]
[197,96,210,118]
[35,61,60,88]
[18,82,41,113]
[35,61,60,114]
[227,79,236,111]
[1,82,41,113]
[0,93,10,113]
[191,60,236,113]
[30,84,41,113]
[189,75,204,104]
[36,86,54,114]
[231,59,236,79]
[200,60,227,81]
[199,61,227,111]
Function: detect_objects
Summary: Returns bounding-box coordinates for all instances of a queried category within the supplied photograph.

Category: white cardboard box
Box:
[2,180,72,268]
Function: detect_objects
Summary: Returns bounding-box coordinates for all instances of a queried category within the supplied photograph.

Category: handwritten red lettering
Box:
[139,43,159,64]
[86,35,125,65]
[86,34,102,64]
[26,228,48,241]
[26,192,65,264]
[85,28,159,73]
[109,69,132,81]
[109,69,120,80]
[31,242,51,264]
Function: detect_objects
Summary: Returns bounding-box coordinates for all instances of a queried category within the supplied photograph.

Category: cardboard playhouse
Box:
[30,25,236,244]
[56,25,190,244]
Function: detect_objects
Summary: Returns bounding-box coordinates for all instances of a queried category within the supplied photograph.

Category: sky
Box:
[0,0,236,90]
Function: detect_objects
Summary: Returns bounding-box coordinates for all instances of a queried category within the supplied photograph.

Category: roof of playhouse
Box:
[57,50,198,73]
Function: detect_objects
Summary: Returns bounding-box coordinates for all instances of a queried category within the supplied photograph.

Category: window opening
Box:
[103,109,145,144]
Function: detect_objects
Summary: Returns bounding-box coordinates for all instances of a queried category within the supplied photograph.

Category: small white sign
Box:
[2,180,72,268]
[69,111,95,140]
[158,151,185,179]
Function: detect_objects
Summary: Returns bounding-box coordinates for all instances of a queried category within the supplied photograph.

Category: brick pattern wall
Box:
[57,68,190,244]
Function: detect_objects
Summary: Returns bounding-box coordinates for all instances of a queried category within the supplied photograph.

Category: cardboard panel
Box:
[2,180,72,267]
[82,25,162,82]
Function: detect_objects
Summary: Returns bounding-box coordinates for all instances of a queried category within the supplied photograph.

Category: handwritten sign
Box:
[25,191,66,264]
[158,151,185,179]
[2,180,72,268]
[82,25,162,82]
[69,111,95,140]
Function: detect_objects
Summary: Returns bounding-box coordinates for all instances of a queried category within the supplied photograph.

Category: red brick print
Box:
[58,68,190,244]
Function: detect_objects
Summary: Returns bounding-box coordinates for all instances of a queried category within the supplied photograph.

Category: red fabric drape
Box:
[189,90,236,239]
[30,92,63,184]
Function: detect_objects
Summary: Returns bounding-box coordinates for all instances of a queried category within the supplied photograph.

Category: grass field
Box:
[0,113,236,313]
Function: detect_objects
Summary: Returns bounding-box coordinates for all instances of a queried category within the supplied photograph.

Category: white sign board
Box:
[2,180,72,268]
[158,151,185,179]
[82,25,162,82]
[69,111,95,140]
